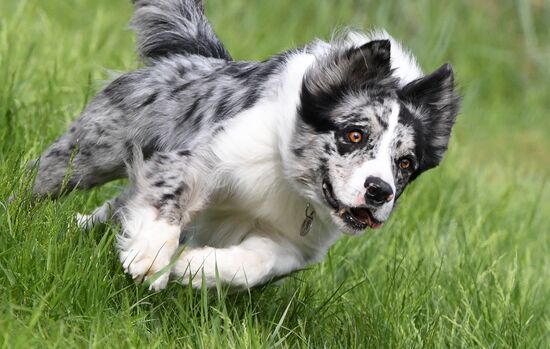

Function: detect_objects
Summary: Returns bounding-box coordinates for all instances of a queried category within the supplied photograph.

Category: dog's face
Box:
[289,40,460,234]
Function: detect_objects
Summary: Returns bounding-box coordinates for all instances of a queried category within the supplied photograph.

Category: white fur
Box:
[118,205,181,290]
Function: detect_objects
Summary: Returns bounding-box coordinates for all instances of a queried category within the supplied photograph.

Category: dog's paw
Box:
[117,207,181,291]
[148,273,171,291]
[120,247,171,290]
[76,213,93,231]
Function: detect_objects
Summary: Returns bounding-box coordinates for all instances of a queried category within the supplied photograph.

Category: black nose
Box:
[364,176,394,206]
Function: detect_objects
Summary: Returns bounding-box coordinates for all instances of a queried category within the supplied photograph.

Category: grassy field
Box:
[1,0,549,347]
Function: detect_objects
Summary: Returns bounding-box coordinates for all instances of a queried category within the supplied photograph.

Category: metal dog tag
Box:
[300,203,315,236]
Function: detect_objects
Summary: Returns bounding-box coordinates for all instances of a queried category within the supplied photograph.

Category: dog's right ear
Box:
[345,39,392,84]
[399,63,461,172]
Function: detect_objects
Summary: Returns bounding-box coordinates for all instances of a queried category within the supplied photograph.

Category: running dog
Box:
[32,0,460,290]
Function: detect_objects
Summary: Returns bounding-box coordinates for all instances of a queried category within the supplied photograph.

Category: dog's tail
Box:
[131,0,232,64]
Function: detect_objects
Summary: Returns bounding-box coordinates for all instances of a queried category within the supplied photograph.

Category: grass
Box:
[0,0,549,347]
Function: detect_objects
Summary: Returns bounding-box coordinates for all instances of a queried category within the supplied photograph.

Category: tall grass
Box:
[0,0,548,347]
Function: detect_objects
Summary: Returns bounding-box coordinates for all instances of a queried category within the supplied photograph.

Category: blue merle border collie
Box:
[32,0,460,291]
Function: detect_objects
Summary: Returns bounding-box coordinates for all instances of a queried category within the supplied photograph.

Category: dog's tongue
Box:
[369,221,383,229]
[350,207,383,229]
[350,207,370,223]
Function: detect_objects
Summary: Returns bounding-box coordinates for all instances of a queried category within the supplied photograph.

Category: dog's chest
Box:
[217,161,306,233]
[186,112,309,245]
[188,175,307,248]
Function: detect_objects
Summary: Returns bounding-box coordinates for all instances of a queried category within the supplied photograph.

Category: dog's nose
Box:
[364,176,394,206]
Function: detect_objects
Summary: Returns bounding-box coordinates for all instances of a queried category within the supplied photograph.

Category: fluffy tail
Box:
[131,0,232,63]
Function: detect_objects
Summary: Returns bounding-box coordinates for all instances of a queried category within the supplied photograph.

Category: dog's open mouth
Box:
[322,179,383,230]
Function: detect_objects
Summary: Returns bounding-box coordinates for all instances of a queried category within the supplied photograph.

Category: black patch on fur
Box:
[214,92,232,119]
[161,193,175,202]
[375,111,389,129]
[157,154,170,162]
[95,143,111,150]
[171,80,195,98]
[242,89,260,110]
[141,135,161,159]
[177,150,191,157]
[176,62,188,77]
[298,86,340,133]
[174,185,185,197]
[154,180,166,187]
[176,97,200,128]
[139,91,158,108]
[103,73,140,106]
[46,149,64,158]
[293,147,304,157]
[319,163,329,178]
[191,112,203,129]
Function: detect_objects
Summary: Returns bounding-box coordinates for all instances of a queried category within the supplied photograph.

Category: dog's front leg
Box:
[118,150,212,291]
[171,235,305,289]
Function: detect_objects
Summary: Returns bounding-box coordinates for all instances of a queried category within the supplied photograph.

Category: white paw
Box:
[148,272,171,291]
[117,206,181,291]
[120,247,171,290]
[76,213,93,231]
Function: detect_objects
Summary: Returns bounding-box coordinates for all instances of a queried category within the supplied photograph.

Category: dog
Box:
[31,0,460,291]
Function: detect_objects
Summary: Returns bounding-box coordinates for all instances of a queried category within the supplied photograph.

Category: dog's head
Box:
[289,39,460,234]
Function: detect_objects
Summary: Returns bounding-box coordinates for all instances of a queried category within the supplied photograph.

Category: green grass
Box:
[1,0,549,347]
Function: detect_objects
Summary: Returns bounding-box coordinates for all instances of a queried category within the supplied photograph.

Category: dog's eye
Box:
[398,158,412,170]
[347,130,363,143]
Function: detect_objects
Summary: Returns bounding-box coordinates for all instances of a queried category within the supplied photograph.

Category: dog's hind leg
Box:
[117,150,212,291]
[31,67,170,199]
[76,190,131,231]
[32,101,129,198]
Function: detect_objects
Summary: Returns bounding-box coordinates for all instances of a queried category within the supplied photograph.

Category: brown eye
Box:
[399,158,411,170]
[347,130,363,143]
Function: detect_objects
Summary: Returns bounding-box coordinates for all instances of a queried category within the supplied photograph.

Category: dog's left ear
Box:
[399,63,460,171]
[345,39,392,84]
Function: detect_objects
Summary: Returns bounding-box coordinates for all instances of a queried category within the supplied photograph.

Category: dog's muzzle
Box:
[322,179,383,230]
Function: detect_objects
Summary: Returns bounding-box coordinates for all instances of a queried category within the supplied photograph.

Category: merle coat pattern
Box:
[33,0,460,290]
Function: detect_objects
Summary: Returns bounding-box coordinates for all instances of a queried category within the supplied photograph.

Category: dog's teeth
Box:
[338,208,347,216]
